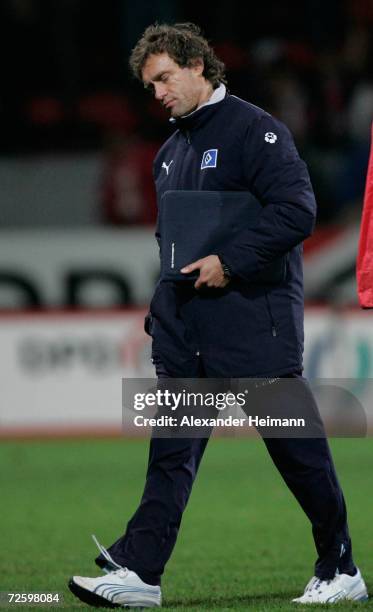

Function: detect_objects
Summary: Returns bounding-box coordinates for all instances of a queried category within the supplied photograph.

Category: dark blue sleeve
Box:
[219,114,317,281]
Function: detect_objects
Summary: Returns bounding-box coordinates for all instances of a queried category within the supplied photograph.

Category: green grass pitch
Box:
[1,437,372,611]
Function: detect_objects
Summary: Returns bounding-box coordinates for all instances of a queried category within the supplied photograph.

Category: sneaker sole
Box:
[68,578,159,609]
[292,591,369,604]
[68,578,121,608]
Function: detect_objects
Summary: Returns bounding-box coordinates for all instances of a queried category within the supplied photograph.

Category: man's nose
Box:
[154,83,167,101]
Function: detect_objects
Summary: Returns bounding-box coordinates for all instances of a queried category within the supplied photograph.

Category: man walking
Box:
[69,23,367,607]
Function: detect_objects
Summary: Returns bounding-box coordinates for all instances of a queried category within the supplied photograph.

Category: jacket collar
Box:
[170,83,228,131]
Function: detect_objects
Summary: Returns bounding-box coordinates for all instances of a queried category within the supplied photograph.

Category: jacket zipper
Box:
[265,292,277,337]
[173,130,191,185]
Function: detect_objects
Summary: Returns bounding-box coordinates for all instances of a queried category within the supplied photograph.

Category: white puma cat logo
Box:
[162,160,174,175]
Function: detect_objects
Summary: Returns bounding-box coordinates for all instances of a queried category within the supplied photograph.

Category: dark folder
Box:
[159,190,287,283]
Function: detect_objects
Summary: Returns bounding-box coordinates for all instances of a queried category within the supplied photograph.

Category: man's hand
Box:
[181,255,230,290]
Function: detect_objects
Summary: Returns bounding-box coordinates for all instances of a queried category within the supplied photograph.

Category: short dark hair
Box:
[129,22,227,88]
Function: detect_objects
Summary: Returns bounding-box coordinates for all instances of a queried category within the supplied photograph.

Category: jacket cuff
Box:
[218,248,260,283]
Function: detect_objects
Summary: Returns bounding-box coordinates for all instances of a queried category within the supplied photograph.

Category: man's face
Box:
[142,53,208,118]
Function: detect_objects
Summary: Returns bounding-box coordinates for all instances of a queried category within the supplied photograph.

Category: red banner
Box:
[357,123,373,307]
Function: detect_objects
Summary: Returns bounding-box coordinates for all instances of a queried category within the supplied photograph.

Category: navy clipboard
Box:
[159,190,287,283]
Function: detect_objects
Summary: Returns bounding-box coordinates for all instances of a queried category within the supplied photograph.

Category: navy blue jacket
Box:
[148,93,316,377]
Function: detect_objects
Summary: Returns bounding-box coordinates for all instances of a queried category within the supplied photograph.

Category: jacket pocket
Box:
[264,292,278,337]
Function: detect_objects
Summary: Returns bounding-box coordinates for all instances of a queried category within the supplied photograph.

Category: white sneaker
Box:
[293,568,368,604]
[69,567,162,608]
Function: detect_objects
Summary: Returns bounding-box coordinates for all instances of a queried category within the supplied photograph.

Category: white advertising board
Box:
[1,308,373,435]
[0,229,158,308]
[304,308,373,379]
[0,310,153,435]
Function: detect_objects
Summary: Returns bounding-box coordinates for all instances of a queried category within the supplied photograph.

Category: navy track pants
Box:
[95,359,355,584]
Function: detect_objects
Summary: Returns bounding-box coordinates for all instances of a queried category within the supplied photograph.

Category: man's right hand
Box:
[181,255,230,290]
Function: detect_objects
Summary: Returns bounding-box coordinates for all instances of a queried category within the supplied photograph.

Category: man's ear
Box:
[189,57,204,76]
